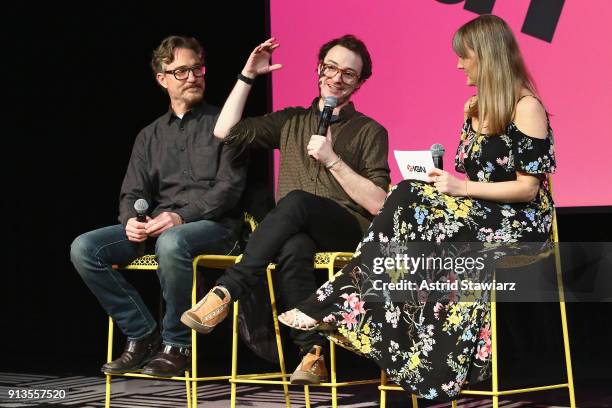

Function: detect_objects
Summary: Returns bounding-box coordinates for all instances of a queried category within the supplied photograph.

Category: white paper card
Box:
[394,150,434,181]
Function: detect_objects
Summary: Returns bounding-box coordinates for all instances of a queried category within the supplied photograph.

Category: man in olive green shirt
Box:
[182,35,390,384]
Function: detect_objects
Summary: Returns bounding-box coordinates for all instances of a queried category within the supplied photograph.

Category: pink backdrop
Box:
[269,0,612,207]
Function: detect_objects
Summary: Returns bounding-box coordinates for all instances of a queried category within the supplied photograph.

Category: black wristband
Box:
[237,73,255,85]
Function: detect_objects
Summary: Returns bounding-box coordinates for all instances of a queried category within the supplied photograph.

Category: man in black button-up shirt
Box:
[70,36,247,377]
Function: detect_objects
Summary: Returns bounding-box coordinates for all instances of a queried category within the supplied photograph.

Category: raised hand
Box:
[242,37,283,78]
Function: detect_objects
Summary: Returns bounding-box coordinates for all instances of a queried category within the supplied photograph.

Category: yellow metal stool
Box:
[229,251,381,408]
[378,178,576,408]
[104,213,258,408]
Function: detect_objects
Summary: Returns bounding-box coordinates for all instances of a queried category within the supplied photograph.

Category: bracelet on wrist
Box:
[237,73,255,85]
[326,156,342,170]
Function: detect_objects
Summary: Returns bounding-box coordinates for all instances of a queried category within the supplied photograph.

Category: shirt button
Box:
[180,126,185,131]
[183,170,187,175]
[180,147,185,151]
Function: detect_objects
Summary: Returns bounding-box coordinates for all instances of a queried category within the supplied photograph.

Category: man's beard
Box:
[181,87,204,107]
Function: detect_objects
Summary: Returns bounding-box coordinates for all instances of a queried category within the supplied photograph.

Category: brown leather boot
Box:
[290,345,328,385]
[101,331,161,374]
[180,286,231,334]
[141,344,190,378]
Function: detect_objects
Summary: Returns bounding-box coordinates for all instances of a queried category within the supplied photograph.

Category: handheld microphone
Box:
[317,96,338,136]
[431,143,445,170]
[134,199,149,222]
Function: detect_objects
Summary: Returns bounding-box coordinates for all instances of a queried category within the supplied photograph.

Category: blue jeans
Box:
[70,221,238,347]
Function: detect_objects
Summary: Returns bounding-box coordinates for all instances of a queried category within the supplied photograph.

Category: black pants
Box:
[218,190,363,351]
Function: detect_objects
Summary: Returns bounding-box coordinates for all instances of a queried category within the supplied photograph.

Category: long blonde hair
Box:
[453,14,537,135]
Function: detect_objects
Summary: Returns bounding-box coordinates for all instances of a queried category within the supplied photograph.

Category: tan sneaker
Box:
[289,345,328,385]
[180,286,231,334]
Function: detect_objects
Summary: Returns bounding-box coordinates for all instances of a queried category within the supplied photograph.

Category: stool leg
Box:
[559,299,576,407]
[411,393,418,408]
[451,400,457,408]
[550,207,576,407]
[190,341,197,406]
[266,267,291,407]
[105,317,114,408]
[552,241,576,407]
[230,300,240,408]
[304,385,311,408]
[327,263,338,408]
[191,260,198,408]
[185,370,192,408]
[379,370,386,408]
[491,285,499,408]
[330,340,337,408]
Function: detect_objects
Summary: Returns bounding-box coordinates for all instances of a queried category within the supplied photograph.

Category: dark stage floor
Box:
[1,370,609,407]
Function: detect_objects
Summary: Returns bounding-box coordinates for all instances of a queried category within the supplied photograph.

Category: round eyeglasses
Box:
[320,63,360,85]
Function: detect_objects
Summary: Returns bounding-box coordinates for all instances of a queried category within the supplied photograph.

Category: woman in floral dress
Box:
[278,14,556,401]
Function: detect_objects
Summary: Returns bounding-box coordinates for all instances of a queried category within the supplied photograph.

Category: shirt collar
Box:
[165,101,208,124]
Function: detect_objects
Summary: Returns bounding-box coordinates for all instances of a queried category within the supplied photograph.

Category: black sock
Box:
[301,344,324,357]
[213,287,226,300]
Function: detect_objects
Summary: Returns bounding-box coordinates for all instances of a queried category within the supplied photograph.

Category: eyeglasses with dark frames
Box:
[319,63,360,85]
[163,65,206,80]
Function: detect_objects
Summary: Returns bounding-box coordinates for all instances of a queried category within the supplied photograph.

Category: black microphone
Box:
[431,143,445,170]
[317,96,338,136]
[134,199,149,222]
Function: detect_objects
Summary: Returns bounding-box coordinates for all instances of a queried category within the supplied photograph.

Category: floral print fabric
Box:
[297,119,556,401]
